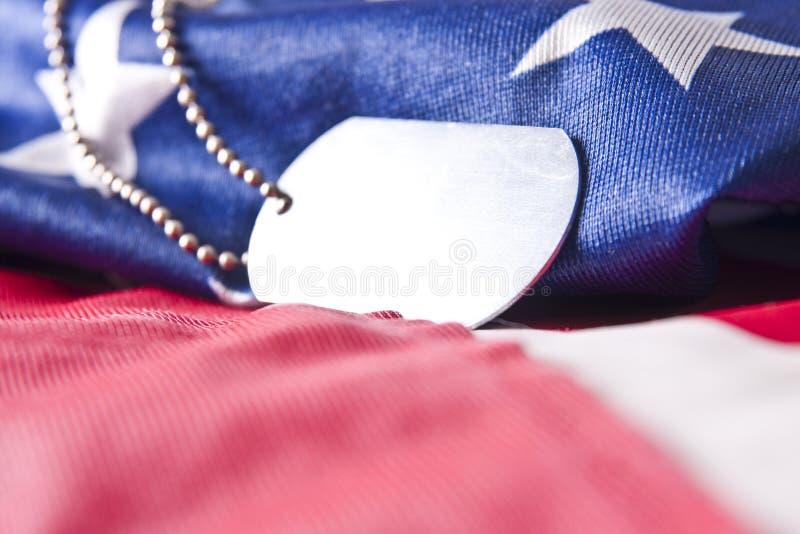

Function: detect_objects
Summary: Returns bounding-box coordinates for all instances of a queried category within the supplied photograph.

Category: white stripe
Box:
[478,318,800,534]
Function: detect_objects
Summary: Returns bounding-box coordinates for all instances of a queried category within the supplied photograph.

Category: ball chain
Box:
[41,0,291,272]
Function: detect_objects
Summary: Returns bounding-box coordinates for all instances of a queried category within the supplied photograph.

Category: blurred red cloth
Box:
[0,268,742,533]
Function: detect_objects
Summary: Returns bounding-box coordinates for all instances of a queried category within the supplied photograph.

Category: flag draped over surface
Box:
[0,266,772,533]
[1,0,799,300]
[1,265,799,533]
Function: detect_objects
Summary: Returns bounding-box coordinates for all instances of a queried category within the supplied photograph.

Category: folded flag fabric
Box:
[0,266,766,532]
[3,266,800,532]
[2,0,799,302]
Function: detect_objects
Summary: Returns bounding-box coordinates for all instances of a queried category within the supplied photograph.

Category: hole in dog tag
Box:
[248,117,580,327]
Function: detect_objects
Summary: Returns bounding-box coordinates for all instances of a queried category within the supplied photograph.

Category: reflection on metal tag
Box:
[248,117,580,328]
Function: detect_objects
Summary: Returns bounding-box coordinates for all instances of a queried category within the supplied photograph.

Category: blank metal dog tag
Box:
[248,117,580,327]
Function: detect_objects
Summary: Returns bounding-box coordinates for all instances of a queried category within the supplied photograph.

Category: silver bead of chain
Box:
[42,0,290,272]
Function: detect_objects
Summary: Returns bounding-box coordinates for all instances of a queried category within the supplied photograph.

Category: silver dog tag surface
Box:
[248,117,580,327]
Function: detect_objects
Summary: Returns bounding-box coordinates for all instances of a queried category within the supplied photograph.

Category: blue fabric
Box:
[1,0,799,300]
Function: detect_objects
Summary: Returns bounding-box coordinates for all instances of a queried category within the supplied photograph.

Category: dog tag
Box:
[248,117,580,327]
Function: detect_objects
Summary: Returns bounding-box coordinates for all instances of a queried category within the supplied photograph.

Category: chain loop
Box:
[42,0,291,271]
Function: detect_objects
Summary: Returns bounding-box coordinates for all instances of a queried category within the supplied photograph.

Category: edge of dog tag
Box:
[248,117,580,327]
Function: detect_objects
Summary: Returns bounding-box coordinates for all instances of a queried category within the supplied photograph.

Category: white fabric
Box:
[478,318,800,534]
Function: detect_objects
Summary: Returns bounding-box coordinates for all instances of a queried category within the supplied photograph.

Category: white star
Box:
[512,0,800,89]
[0,0,175,193]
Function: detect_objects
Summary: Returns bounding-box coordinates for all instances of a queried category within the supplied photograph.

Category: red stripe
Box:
[705,300,800,343]
[0,268,742,533]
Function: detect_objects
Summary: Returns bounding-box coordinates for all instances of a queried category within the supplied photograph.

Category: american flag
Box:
[1,0,798,532]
